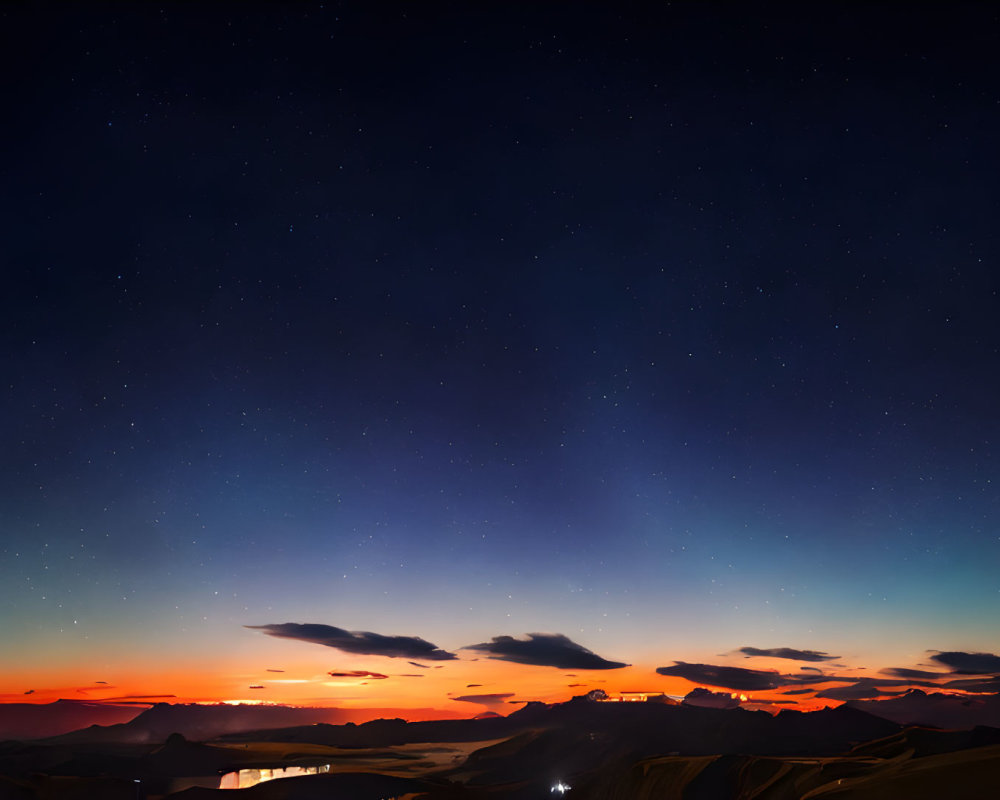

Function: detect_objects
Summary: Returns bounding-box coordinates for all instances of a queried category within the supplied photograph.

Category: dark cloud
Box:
[396,674,424,678]
[656,662,783,691]
[815,685,880,701]
[929,651,1000,674]
[781,688,815,695]
[99,695,177,702]
[880,667,948,680]
[784,672,934,688]
[792,674,942,690]
[463,633,627,670]
[466,684,482,688]
[328,670,389,680]
[942,675,1000,692]
[779,673,847,685]
[799,666,824,673]
[568,683,587,687]
[814,682,907,701]
[739,647,838,662]
[266,669,285,673]
[683,687,741,709]
[247,623,457,660]
[409,661,429,669]
[452,693,515,705]
[659,661,946,694]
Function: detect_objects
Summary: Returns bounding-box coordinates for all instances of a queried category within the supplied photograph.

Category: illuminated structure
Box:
[591,690,674,703]
[218,764,330,789]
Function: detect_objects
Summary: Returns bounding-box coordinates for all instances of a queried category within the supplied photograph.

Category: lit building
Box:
[218,764,330,789]
[591,690,674,703]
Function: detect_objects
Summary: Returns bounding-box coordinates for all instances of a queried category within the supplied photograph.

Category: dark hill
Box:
[0,701,141,740]
[166,772,431,800]
[848,724,1000,759]
[13,696,1000,800]
[40,703,351,744]
[223,698,899,760]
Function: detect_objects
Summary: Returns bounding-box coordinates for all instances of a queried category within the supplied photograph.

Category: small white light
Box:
[551,780,571,794]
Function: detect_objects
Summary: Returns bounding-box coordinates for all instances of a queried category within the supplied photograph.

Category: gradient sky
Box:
[2,3,999,715]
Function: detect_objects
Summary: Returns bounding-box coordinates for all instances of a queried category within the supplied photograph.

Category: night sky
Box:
[2,3,999,711]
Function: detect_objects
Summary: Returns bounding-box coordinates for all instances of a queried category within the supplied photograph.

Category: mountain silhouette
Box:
[3,695,1000,798]
[848,688,1000,729]
[0,700,141,740]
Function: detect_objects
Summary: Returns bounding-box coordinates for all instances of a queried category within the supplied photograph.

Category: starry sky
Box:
[2,3,999,713]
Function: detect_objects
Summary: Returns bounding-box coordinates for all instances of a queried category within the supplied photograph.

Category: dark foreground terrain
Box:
[3,695,1000,799]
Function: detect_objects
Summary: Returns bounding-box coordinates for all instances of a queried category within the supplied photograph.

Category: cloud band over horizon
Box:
[247,623,457,661]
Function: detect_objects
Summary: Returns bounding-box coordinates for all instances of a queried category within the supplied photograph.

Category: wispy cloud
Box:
[328,670,389,680]
[452,693,515,705]
[97,695,177,703]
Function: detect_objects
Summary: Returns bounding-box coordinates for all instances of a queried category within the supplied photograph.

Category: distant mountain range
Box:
[2,693,1000,799]
[5,688,1000,744]
[847,688,1000,729]
[0,700,141,740]
[214,697,902,757]
[0,689,1000,743]
[22,701,464,744]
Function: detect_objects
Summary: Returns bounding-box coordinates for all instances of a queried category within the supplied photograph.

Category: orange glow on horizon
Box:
[0,649,971,721]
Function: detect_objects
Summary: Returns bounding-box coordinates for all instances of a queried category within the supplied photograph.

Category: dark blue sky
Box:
[2,3,998,702]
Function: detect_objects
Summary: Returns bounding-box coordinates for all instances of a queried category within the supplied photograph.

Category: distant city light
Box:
[551,780,571,794]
